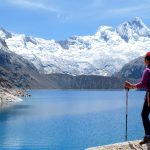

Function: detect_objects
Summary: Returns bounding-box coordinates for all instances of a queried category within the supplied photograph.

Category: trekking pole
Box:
[125,88,129,141]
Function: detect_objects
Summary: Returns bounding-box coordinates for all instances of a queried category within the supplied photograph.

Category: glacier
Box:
[0,17,150,76]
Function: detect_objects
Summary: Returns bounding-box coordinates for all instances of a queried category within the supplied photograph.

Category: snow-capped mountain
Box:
[0,17,150,76]
[116,17,150,42]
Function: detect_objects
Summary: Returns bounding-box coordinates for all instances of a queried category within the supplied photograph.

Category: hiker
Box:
[124,52,150,145]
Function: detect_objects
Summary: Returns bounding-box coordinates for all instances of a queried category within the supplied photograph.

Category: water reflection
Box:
[0,90,144,122]
[0,101,10,110]
[0,90,145,150]
[0,104,31,122]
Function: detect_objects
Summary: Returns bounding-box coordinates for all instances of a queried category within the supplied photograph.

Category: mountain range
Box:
[0,38,127,89]
[0,17,149,77]
[0,17,148,89]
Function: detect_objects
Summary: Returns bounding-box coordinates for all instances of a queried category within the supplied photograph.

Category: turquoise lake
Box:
[0,90,146,150]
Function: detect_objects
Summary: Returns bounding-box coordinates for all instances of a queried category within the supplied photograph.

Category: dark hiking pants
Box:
[141,92,150,135]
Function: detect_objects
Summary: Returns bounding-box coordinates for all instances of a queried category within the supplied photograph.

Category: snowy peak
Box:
[116,17,150,42]
[129,17,150,36]
[23,36,37,45]
[95,26,116,41]
[0,28,12,39]
[95,18,150,43]
[58,35,92,50]
[95,26,114,36]
[129,17,148,30]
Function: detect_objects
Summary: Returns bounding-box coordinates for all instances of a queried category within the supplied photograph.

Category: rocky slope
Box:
[114,56,145,79]
[46,73,138,89]
[86,140,150,150]
[0,88,23,104]
[0,77,25,104]
[1,17,150,76]
[0,39,60,89]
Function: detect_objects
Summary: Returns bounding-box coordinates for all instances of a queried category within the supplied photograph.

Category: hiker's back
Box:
[146,67,150,91]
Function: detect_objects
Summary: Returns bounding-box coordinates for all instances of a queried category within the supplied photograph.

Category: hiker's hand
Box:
[124,81,132,89]
[124,81,136,89]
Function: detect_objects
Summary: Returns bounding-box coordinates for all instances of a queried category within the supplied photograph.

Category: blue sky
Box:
[0,0,150,40]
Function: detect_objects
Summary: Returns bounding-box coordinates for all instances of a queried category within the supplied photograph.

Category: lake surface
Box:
[0,90,146,150]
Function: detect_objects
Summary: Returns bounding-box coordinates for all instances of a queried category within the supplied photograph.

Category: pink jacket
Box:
[135,66,150,91]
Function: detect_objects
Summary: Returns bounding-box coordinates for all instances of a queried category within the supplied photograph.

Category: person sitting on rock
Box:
[124,51,150,145]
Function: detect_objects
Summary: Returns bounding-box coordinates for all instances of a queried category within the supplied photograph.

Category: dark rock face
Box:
[46,74,131,89]
[0,28,12,39]
[0,77,13,88]
[113,56,145,79]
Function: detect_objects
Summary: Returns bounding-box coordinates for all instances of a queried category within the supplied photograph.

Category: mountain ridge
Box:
[0,37,140,89]
[0,17,150,76]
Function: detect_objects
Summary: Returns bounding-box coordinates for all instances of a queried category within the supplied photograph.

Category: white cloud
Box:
[6,0,61,13]
[107,4,150,16]
[4,0,150,23]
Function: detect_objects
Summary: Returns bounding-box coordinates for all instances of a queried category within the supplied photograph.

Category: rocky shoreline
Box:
[0,88,30,104]
[86,140,150,150]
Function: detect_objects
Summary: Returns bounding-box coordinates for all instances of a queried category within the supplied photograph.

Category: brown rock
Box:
[86,140,150,150]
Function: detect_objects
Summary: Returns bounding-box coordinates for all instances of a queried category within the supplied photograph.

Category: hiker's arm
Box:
[124,69,148,89]
[124,81,136,89]
[134,69,149,89]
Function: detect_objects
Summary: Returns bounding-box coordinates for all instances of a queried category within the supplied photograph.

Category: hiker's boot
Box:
[139,136,150,145]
